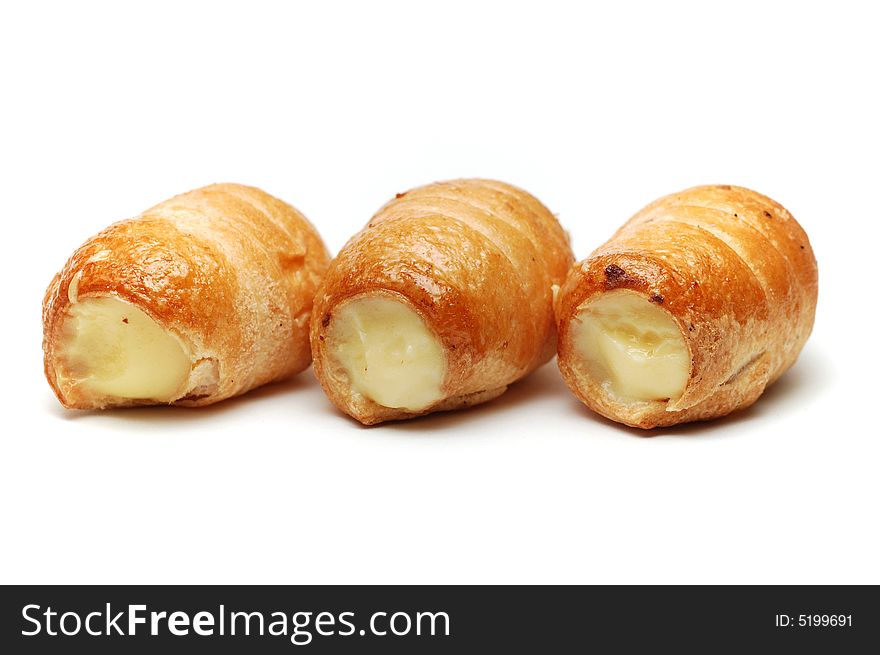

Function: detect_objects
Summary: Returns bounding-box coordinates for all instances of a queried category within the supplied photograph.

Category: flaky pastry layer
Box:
[555,184,818,429]
[43,183,330,409]
[311,179,574,424]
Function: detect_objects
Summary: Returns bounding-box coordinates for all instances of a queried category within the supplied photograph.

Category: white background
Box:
[1,1,877,584]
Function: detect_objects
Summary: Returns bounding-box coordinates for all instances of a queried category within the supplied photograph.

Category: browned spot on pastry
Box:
[122,317,129,324]
[763,210,772,218]
[717,185,732,190]
[322,313,331,327]
[395,192,407,199]
[181,393,210,401]
[650,294,664,304]
[318,335,325,342]
[605,264,644,289]
[604,264,628,284]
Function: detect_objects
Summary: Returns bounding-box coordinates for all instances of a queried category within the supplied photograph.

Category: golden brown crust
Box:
[310,178,574,424]
[555,184,818,429]
[43,183,330,409]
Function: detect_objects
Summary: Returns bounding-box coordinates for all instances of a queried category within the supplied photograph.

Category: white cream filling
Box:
[328,296,446,411]
[572,290,689,402]
[58,296,191,402]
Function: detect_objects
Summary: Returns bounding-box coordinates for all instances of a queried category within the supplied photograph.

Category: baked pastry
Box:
[310,179,574,424]
[555,184,818,428]
[43,183,330,409]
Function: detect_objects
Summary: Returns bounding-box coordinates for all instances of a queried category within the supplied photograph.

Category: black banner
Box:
[1,585,875,652]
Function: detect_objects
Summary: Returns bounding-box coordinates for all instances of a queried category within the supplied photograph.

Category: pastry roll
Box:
[555,184,818,429]
[310,179,574,424]
[43,183,330,409]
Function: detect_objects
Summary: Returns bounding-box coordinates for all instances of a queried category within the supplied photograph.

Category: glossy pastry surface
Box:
[43,183,330,409]
[555,184,818,429]
[311,178,574,424]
